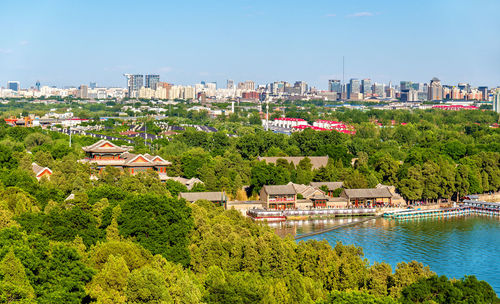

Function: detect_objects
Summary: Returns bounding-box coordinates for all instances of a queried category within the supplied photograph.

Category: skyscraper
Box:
[89,82,97,89]
[124,74,144,98]
[361,79,371,96]
[428,77,443,101]
[328,80,341,93]
[145,75,160,90]
[7,81,20,91]
[227,79,234,90]
[348,78,360,99]
[35,81,40,91]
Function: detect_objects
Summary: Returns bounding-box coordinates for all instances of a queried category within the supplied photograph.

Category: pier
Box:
[383,200,500,219]
[248,208,377,222]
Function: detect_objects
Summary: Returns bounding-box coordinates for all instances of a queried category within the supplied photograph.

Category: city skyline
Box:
[1,0,500,88]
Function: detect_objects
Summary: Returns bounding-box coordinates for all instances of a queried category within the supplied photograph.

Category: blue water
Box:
[294,216,500,293]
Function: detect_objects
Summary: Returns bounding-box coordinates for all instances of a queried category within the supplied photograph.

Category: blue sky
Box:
[1,0,499,89]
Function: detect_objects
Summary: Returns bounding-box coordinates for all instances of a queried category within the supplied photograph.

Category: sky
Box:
[1,0,500,90]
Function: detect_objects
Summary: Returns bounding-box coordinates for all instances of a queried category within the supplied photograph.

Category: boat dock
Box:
[383,200,500,219]
[248,208,376,222]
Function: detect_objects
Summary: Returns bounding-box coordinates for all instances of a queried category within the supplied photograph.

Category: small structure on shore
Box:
[179,191,228,208]
[340,187,394,207]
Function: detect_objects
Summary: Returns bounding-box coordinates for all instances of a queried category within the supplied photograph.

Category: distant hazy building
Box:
[458,83,470,93]
[411,82,425,92]
[428,77,443,101]
[348,79,360,99]
[385,86,395,99]
[124,74,144,98]
[493,91,500,113]
[478,86,488,101]
[361,79,371,96]
[294,81,308,95]
[400,81,412,91]
[401,89,418,102]
[89,82,97,89]
[78,85,88,99]
[35,81,41,91]
[238,80,255,91]
[145,75,160,90]
[7,81,20,91]
[372,83,384,97]
[226,79,234,90]
[328,80,341,93]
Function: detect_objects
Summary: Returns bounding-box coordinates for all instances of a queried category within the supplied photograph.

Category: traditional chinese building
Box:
[32,163,52,181]
[340,188,394,207]
[179,192,227,208]
[310,182,344,197]
[80,140,171,178]
[260,184,297,210]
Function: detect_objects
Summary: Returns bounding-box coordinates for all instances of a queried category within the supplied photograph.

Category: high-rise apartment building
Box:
[227,80,234,90]
[493,91,500,113]
[478,86,488,101]
[78,85,88,99]
[428,77,443,101]
[361,79,371,96]
[328,80,341,93]
[238,80,255,91]
[294,81,308,95]
[458,83,470,93]
[7,81,20,91]
[124,74,144,98]
[145,75,160,90]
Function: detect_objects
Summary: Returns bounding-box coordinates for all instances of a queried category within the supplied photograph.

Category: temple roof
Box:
[261,184,296,195]
[342,188,393,199]
[32,162,52,177]
[310,181,344,191]
[258,156,329,170]
[82,140,133,153]
[180,192,226,202]
[81,152,171,167]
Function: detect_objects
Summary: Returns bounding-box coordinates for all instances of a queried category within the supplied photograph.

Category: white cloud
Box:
[325,13,337,17]
[348,12,374,17]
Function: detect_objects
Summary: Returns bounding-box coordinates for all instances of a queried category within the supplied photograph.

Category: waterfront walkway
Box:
[383,200,500,219]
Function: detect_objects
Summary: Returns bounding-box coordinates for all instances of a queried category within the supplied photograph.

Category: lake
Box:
[274,215,500,293]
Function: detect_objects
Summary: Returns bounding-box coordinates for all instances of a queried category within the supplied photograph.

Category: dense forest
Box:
[0,108,499,302]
